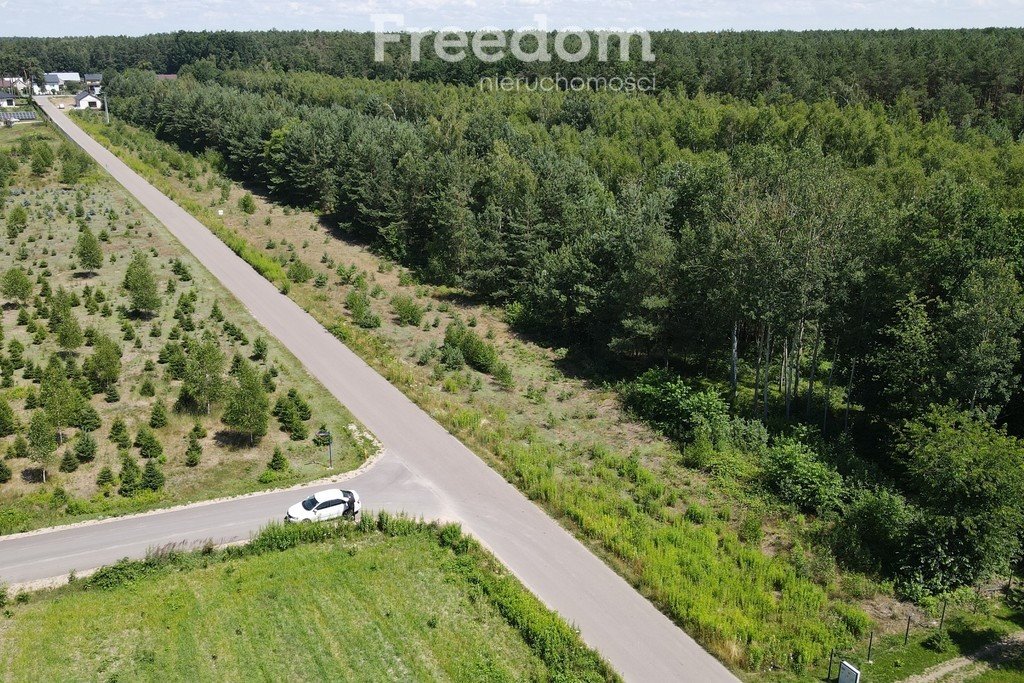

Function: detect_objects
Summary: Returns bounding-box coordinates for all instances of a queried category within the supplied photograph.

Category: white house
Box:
[42,72,82,93]
[0,91,16,108]
[74,90,102,110]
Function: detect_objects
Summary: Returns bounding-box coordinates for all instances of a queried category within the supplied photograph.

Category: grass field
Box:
[72,111,1024,678]
[0,123,374,534]
[0,515,616,682]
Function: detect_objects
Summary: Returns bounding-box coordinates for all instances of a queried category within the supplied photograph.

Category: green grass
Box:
[0,122,373,534]
[0,516,616,682]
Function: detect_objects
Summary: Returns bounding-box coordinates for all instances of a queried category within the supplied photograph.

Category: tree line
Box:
[3,28,1024,134]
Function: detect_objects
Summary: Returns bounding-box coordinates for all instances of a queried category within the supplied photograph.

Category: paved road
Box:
[7,97,738,683]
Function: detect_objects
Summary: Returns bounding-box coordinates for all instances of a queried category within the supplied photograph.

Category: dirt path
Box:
[899,631,1024,683]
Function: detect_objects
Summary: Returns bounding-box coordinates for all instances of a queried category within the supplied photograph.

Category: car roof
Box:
[314,488,344,501]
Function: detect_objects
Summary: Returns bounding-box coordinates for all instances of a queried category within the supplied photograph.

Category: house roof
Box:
[155,74,178,80]
[46,72,81,83]
[83,73,102,81]
[74,90,99,104]
[44,74,60,84]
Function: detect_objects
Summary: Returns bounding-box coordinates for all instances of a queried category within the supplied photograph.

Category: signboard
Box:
[838,661,861,683]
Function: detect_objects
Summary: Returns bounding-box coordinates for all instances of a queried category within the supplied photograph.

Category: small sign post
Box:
[838,661,861,683]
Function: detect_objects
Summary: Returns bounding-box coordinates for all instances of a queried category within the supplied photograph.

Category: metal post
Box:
[827,648,834,680]
[328,440,333,469]
[904,615,912,646]
[867,631,874,663]
[939,599,947,632]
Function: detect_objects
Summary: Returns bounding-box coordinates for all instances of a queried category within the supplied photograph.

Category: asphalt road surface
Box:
[3,98,738,682]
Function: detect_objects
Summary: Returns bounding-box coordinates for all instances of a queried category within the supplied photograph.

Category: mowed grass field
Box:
[0,518,616,682]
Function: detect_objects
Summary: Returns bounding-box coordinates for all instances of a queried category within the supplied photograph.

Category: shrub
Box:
[390,294,424,326]
[237,192,256,214]
[286,259,314,284]
[345,289,380,329]
[0,459,10,484]
[622,369,730,445]
[763,438,844,514]
[923,629,956,653]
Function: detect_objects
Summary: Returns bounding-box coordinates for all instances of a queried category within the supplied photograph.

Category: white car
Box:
[285,488,361,523]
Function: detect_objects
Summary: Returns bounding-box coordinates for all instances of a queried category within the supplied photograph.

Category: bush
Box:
[0,459,10,484]
[390,294,424,326]
[763,438,844,514]
[237,192,256,214]
[622,369,730,445]
[923,629,956,653]
[345,289,380,329]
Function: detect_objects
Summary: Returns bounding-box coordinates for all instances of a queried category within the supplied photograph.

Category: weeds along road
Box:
[8,97,738,683]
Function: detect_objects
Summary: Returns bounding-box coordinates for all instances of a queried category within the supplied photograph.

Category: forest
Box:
[2,28,1024,134]
[95,62,1024,605]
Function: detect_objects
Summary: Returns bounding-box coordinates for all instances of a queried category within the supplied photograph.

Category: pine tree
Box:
[118,453,141,497]
[109,417,131,449]
[149,401,168,428]
[252,336,268,361]
[0,458,11,484]
[74,432,97,462]
[59,449,78,473]
[184,433,202,467]
[77,404,101,432]
[134,426,163,459]
[96,466,114,488]
[141,460,165,492]
[9,434,28,459]
[74,226,104,273]
[0,397,16,436]
[267,446,289,472]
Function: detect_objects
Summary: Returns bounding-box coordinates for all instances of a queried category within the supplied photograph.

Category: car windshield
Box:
[301,495,317,511]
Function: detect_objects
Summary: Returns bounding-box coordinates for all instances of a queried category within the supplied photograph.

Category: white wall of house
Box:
[75,94,102,109]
